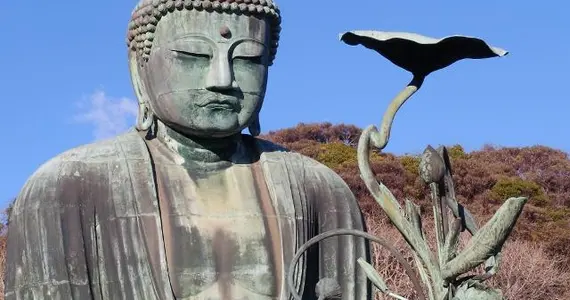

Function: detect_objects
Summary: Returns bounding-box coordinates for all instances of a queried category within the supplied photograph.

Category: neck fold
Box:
[154,120,253,166]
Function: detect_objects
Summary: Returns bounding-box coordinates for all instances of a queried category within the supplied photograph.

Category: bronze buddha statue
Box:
[5,1,371,299]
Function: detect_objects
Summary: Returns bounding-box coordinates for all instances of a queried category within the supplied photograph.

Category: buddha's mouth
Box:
[201,101,236,111]
[196,94,240,111]
[196,93,239,110]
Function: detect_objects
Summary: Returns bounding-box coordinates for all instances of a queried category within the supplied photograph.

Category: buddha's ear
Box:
[248,114,261,137]
[128,52,154,131]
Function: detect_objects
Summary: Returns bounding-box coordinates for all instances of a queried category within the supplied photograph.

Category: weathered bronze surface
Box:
[4,1,371,299]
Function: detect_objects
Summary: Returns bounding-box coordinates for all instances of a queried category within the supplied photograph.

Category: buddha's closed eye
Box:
[233,55,264,64]
[170,49,263,64]
[171,49,211,60]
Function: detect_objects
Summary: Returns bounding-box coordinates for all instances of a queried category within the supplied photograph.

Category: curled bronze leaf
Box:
[357,258,389,293]
[442,197,527,281]
[453,280,503,300]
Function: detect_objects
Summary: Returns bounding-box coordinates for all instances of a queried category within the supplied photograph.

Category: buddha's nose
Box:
[205,54,235,91]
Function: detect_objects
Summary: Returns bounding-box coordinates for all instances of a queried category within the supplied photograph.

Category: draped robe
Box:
[5,130,371,299]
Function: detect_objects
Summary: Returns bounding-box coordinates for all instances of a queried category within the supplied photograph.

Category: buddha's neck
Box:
[155,120,247,165]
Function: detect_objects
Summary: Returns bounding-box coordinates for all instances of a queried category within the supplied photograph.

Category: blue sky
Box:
[1,1,568,207]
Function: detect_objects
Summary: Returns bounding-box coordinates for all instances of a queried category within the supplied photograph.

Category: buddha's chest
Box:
[157,164,282,299]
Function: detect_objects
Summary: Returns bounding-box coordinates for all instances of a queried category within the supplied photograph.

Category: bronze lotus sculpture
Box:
[287,32,525,300]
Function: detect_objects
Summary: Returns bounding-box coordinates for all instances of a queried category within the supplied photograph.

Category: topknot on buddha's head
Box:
[127,0,282,65]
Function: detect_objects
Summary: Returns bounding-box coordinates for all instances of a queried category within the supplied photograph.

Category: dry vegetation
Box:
[1,122,569,299]
[264,122,570,299]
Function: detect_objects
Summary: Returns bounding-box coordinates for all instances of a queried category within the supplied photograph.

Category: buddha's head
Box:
[127,0,281,138]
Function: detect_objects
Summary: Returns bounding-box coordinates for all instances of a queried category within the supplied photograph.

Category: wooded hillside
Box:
[1,122,568,299]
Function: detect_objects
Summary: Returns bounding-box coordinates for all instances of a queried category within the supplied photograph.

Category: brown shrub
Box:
[264,122,570,269]
[265,122,570,299]
[486,240,570,300]
[363,214,422,300]
[261,122,362,147]
[0,235,5,299]
[365,212,570,300]
[452,158,496,204]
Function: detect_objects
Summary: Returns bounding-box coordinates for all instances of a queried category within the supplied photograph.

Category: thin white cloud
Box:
[74,90,138,141]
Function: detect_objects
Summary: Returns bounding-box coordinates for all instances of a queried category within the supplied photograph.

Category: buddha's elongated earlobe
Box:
[137,103,154,131]
[248,114,261,137]
[129,52,154,131]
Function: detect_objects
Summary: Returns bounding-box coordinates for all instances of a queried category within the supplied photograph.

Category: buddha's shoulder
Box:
[31,130,150,178]
[254,138,345,179]
[14,131,150,212]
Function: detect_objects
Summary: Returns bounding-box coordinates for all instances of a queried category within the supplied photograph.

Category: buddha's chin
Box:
[176,111,243,138]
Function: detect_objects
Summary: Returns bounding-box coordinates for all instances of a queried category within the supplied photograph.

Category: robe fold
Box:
[5,130,371,300]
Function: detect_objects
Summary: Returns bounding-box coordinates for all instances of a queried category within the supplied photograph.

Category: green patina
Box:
[5,1,371,300]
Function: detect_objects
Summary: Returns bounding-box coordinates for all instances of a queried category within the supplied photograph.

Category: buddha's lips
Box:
[197,100,238,110]
[196,95,239,110]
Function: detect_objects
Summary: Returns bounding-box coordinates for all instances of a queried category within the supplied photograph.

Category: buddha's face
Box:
[142,10,270,138]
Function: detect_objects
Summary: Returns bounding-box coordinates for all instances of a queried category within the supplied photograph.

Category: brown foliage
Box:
[261,122,362,147]
[486,240,570,300]
[264,123,570,299]
[365,216,570,300]
[266,123,570,261]
[0,235,4,298]
[0,211,8,299]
